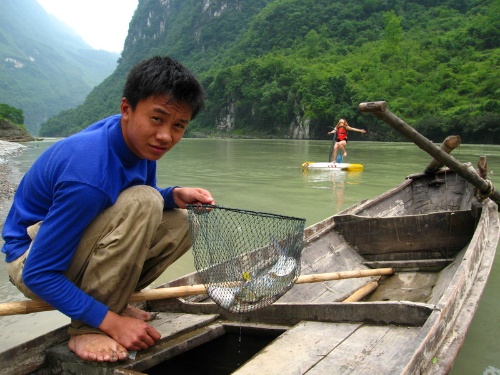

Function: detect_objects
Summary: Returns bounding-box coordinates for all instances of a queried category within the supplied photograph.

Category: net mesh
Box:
[187,205,306,313]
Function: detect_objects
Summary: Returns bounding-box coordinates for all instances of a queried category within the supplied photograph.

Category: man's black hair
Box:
[123,56,205,119]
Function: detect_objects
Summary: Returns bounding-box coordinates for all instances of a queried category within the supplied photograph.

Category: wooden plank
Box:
[306,325,421,374]
[0,325,69,375]
[125,319,224,373]
[352,172,473,216]
[282,239,372,303]
[45,313,220,375]
[233,321,361,375]
[366,272,438,303]
[152,301,433,327]
[304,240,368,272]
[304,216,335,242]
[279,277,375,304]
[146,312,219,337]
[114,370,147,375]
[342,179,413,216]
[426,251,463,305]
[362,259,454,272]
[333,211,475,257]
[266,228,373,304]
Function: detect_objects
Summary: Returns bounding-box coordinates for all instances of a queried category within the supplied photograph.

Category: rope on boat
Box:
[475,179,495,202]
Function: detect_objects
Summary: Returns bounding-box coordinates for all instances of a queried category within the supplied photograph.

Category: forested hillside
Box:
[40,0,500,144]
[0,103,33,141]
[0,0,119,135]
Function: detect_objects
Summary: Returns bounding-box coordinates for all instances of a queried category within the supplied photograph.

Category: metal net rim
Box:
[186,204,306,224]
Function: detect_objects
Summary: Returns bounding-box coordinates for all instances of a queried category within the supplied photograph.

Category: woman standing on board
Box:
[328,118,366,164]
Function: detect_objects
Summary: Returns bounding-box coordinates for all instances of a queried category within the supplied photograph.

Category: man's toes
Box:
[146,312,158,321]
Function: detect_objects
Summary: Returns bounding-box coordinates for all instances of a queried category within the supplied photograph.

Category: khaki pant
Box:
[8,186,191,335]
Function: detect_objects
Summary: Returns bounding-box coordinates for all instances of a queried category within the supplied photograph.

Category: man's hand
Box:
[173,187,215,208]
[98,311,161,351]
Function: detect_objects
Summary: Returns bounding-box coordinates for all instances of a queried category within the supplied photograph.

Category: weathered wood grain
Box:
[333,211,475,258]
[233,321,361,375]
[307,324,421,374]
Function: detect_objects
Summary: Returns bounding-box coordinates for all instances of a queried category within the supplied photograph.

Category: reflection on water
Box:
[302,169,364,213]
[0,139,499,373]
[484,366,500,375]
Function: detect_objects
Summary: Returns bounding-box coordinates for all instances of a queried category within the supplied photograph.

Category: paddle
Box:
[359,101,500,205]
[0,268,394,316]
[328,128,336,162]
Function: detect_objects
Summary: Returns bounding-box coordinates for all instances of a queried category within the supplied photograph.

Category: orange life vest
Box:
[336,125,348,141]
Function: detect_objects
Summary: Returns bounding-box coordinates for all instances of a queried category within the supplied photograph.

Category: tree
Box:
[383,10,403,56]
[0,103,24,125]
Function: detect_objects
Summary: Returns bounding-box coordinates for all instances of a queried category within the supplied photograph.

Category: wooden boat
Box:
[1,102,499,374]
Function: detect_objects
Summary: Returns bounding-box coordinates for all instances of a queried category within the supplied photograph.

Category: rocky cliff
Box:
[0,119,34,142]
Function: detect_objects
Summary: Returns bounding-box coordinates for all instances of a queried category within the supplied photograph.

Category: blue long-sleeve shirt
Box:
[1,115,177,327]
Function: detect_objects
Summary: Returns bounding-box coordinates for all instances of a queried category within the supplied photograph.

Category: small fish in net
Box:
[187,205,306,313]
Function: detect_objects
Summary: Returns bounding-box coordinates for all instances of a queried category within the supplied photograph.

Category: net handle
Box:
[0,268,394,316]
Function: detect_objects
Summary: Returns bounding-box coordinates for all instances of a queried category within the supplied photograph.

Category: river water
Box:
[1,138,499,374]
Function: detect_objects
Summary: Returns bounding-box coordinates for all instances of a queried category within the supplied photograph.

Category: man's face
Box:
[120,95,192,160]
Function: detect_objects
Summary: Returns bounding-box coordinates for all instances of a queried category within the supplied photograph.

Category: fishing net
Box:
[187,205,306,313]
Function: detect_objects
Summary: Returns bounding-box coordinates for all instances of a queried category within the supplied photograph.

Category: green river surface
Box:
[1,138,499,374]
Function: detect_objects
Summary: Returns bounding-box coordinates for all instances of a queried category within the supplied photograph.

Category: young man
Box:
[1,56,214,362]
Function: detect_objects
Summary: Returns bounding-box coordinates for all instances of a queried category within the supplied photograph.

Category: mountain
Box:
[0,0,120,135]
[39,0,500,143]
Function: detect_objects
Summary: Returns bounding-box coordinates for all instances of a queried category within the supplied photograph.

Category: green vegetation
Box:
[0,103,33,140]
[0,103,24,125]
[40,0,500,144]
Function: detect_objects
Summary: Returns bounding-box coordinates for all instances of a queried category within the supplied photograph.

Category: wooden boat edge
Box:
[402,198,499,374]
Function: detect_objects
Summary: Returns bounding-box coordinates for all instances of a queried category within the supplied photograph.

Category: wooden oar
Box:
[359,101,500,205]
[0,268,394,316]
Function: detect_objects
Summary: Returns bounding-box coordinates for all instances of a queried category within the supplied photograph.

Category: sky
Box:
[36,0,139,53]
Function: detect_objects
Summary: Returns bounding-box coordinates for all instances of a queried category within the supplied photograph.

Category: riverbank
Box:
[0,140,70,352]
[0,140,26,229]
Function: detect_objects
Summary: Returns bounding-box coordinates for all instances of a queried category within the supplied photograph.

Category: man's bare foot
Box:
[122,304,158,321]
[68,334,128,362]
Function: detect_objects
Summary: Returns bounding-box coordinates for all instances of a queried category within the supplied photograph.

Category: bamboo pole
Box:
[0,268,394,316]
[342,281,379,302]
[359,101,500,205]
